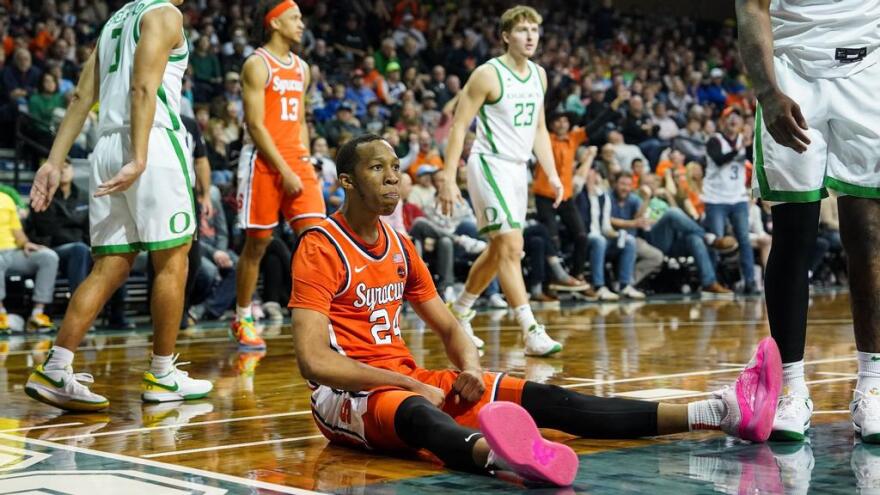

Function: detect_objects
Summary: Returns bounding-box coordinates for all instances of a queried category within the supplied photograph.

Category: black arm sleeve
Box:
[706,136,739,166]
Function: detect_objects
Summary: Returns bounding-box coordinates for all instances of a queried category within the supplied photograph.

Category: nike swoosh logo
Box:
[36,370,64,388]
[872,357,880,362]
[355,265,367,273]
[145,378,179,392]
[464,432,481,442]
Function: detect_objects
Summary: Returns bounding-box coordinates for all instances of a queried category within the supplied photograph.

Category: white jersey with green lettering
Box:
[470,57,545,164]
[96,0,188,135]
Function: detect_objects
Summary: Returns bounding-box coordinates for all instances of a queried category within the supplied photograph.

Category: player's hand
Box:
[95,160,146,197]
[437,178,463,216]
[23,242,46,255]
[550,175,564,208]
[281,169,303,196]
[213,250,233,269]
[413,382,446,408]
[30,161,64,212]
[199,192,214,219]
[452,369,485,404]
[760,90,810,153]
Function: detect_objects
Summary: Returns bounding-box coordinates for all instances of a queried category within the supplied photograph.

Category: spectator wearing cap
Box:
[323,102,362,148]
[377,61,406,106]
[698,67,728,111]
[345,69,377,119]
[408,165,438,212]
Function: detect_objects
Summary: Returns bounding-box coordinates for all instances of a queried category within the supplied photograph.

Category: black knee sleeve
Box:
[394,396,483,471]
[765,202,820,363]
[520,382,658,438]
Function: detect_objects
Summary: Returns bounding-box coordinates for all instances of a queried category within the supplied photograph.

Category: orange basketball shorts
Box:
[237,145,326,232]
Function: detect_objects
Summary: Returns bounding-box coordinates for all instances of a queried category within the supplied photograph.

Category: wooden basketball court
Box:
[0,290,866,493]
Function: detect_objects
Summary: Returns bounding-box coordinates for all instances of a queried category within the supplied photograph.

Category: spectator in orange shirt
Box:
[534,112,591,290]
[361,55,383,93]
[655,148,687,178]
[407,129,444,180]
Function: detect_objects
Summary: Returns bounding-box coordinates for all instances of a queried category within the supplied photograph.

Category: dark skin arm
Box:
[736,0,810,152]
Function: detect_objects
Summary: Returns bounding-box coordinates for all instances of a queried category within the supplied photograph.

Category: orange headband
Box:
[264,0,298,28]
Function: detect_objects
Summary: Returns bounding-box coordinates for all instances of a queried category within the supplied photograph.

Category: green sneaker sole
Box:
[769,429,806,442]
[862,432,880,444]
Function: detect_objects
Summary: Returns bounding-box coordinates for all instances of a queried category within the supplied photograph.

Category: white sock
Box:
[44,346,74,371]
[150,354,174,377]
[237,305,252,320]
[514,304,538,333]
[782,360,809,397]
[857,352,880,393]
[687,399,726,431]
[31,307,44,317]
[453,291,479,316]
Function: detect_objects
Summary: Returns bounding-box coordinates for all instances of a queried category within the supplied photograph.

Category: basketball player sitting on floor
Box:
[288,134,783,487]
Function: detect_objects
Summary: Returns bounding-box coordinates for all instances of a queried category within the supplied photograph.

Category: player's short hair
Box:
[336,133,386,177]
[500,5,542,34]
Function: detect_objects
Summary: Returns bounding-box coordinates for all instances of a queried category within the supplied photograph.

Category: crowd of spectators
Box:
[0,0,847,329]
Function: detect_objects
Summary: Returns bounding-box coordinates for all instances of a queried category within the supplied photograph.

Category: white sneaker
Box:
[142,355,213,403]
[771,392,813,441]
[852,387,880,443]
[620,285,646,299]
[523,324,562,357]
[443,286,457,303]
[487,293,508,309]
[447,302,484,349]
[852,442,880,491]
[25,364,109,412]
[596,286,620,301]
[142,401,215,427]
[251,302,265,321]
[262,301,284,322]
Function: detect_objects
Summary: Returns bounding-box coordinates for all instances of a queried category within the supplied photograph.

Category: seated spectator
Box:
[698,68,729,112]
[408,130,444,180]
[27,72,65,139]
[631,158,646,187]
[407,165,438,211]
[655,149,687,180]
[377,61,406,106]
[3,48,41,106]
[311,136,337,183]
[361,100,389,135]
[607,130,647,172]
[675,118,709,163]
[522,223,584,308]
[345,69,378,119]
[595,143,623,178]
[0,190,57,333]
[191,36,222,102]
[324,102,362,148]
[205,120,233,186]
[667,77,694,121]
[420,90,442,132]
[222,71,243,122]
[622,95,666,165]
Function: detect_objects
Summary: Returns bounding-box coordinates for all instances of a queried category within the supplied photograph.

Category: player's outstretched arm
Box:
[736,0,810,152]
[30,50,99,211]
[438,65,495,215]
[532,66,563,207]
[241,56,303,196]
[292,308,445,405]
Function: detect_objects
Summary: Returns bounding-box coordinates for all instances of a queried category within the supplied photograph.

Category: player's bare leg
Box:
[232,234,273,349]
[838,196,880,442]
[142,242,212,403]
[452,231,562,356]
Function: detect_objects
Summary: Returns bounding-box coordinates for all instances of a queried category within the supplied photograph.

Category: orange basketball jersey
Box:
[253,47,309,166]
[290,213,437,369]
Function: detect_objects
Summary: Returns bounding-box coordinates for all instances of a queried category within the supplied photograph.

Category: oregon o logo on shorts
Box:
[484,207,499,224]
[169,211,191,234]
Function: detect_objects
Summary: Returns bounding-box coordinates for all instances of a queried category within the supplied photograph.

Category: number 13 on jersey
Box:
[280,96,299,121]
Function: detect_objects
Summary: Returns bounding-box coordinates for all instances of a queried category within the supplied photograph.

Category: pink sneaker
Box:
[478,401,579,487]
[718,337,782,442]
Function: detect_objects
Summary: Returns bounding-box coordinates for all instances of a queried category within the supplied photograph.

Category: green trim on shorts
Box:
[478,223,503,234]
[825,177,880,199]
[485,63,504,105]
[754,104,828,203]
[140,234,192,251]
[165,128,195,215]
[479,154,522,231]
[92,243,142,255]
[478,107,499,154]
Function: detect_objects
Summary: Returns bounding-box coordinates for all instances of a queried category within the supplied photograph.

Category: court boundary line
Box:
[0,433,321,494]
[0,422,83,433]
[141,434,326,459]
[49,410,313,441]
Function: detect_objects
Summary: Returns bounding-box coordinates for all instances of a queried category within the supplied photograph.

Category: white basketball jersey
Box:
[96,0,188,135]
[471,57,545,163]
[702,133,748,205]
[770,0,880,78]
